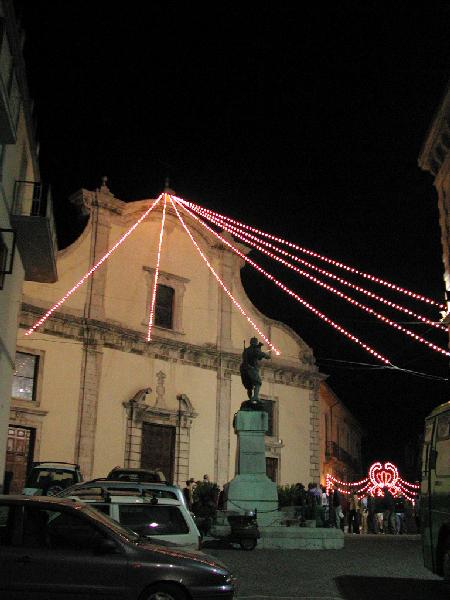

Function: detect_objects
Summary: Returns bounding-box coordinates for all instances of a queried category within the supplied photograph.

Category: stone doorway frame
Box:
[122,389,197,487]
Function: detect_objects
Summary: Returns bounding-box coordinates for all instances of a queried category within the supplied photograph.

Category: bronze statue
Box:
[239,337,271,407]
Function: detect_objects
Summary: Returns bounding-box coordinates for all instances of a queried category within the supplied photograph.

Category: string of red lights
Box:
[175,196,445,309]
[25,195,162,336]
[170,198,281,354]
[196,209,446,332]
[174,198,392,364]
[193,209,450,358]
[146,195,168,341]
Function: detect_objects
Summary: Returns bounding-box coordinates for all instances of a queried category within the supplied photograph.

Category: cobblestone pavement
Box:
[203,534,448,600]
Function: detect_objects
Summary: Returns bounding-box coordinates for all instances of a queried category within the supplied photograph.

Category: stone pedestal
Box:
[224,409,278,526]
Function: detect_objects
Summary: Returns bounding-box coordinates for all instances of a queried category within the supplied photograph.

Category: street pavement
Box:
[203,534,448,600]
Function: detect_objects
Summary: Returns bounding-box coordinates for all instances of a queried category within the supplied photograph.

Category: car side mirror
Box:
[95,538,118,554]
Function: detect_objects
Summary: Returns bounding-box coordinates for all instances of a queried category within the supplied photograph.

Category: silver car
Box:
[61,478,189,510]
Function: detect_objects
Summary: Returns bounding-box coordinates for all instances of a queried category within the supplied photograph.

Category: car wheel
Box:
[443,538,450,582]
[240,537,257,551]
[144,583,187,600]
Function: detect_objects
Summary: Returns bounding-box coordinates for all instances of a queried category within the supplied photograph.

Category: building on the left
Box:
[0,0,57,492]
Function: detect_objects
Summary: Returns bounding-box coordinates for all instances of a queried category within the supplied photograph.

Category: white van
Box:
[68,493,201,551]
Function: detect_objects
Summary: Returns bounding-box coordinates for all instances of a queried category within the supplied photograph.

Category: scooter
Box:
[207,510,260,550]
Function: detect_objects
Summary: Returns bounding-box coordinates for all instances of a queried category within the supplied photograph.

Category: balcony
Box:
[10,180,58,283]
[0,20,20,144]
[325,441,361,473]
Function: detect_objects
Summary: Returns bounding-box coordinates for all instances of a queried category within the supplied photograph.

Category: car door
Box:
[0,502,16,595]
[6,504,129,600]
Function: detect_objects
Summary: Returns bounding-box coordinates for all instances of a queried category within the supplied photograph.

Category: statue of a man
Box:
[239,337,271,404]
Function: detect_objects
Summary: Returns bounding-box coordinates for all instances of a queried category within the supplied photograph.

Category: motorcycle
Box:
[205,510,260,551]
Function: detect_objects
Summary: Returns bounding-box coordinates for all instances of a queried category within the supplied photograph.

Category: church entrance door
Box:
[141,422,176,484]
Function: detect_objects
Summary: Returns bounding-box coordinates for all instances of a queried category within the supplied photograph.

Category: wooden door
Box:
[141,423,176,484]
[266,457,278,483]
[5,426,35,493]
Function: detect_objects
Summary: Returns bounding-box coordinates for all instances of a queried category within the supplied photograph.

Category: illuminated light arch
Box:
[326,461,420,502]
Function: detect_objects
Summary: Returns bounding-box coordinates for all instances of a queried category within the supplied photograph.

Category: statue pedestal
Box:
[224,409,278,526]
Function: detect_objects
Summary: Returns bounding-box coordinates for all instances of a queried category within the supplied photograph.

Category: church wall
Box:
[179,364,217,480]
[15,333,82,462]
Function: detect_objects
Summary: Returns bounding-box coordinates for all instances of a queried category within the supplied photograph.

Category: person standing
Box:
[383,487,396,534]
[360,495,369,534]
[332,488,342,529]
[348,489,360,534]
[183,479,193,510]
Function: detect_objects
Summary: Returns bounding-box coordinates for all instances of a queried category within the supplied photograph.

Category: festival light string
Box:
[175,196,444,309]
[172,196,391,365]
[194,212,450,358]
[25,195,163,336]
[169,197,280,354]
[199,210,446,332]
[147,194,168,341]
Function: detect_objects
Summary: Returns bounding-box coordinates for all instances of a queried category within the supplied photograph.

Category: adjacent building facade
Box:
[9,183,328,492]
[319,381,363,484]
[0,0,57,492]
[419,81,450,345]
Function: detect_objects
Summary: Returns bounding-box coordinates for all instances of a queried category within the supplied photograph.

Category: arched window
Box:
[155,285,174,329]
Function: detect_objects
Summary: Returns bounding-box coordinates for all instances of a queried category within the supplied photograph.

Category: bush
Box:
[277,484,299,507]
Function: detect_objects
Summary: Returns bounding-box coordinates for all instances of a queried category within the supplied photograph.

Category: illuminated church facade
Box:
[8,182,362,490]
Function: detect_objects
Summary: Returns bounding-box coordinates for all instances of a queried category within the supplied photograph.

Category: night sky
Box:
[17,2,450,474]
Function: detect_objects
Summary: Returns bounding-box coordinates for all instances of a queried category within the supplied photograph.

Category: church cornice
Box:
[419,82,450,177]
[19,303,322,390]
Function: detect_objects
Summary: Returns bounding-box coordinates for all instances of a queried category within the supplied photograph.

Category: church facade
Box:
[10,183,326,491]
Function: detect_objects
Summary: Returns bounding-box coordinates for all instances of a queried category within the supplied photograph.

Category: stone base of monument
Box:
[223,408,344,549]
[258,524,344,549]
[211,513,344,550]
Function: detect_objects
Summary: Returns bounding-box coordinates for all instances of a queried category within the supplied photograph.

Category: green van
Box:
[421,401,450,580]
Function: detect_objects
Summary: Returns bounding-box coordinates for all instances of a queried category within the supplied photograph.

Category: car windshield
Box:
[79,504,140,541]
[26,469,76,489]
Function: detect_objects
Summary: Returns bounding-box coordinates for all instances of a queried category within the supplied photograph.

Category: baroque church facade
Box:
[10,182,325,490]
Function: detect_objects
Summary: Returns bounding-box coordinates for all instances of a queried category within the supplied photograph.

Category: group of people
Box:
[294,482,418,534]
[182,474,211,510]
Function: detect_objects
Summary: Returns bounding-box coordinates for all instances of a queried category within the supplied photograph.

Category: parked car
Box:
[106,467,166,483]
[22,462,83,496]
[0,495,236,600]
[61,478,189,510]
[67,492,201,550]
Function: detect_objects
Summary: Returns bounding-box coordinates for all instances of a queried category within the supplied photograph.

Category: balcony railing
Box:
[10,180,58,282]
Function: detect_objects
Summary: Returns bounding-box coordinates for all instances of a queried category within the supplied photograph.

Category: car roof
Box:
[31,462,79,469]
[73,479,179,490]
[0,494,85,508]
[68,495,182,506]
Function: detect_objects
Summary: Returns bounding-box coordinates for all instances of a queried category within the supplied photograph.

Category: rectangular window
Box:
[260,399,275,436]
[11,352,39,401]
[155,285,174,329]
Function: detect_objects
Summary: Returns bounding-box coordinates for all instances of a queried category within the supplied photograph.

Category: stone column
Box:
[75,188,111,478]
[214,245,234,485]
[225,410,278,526]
